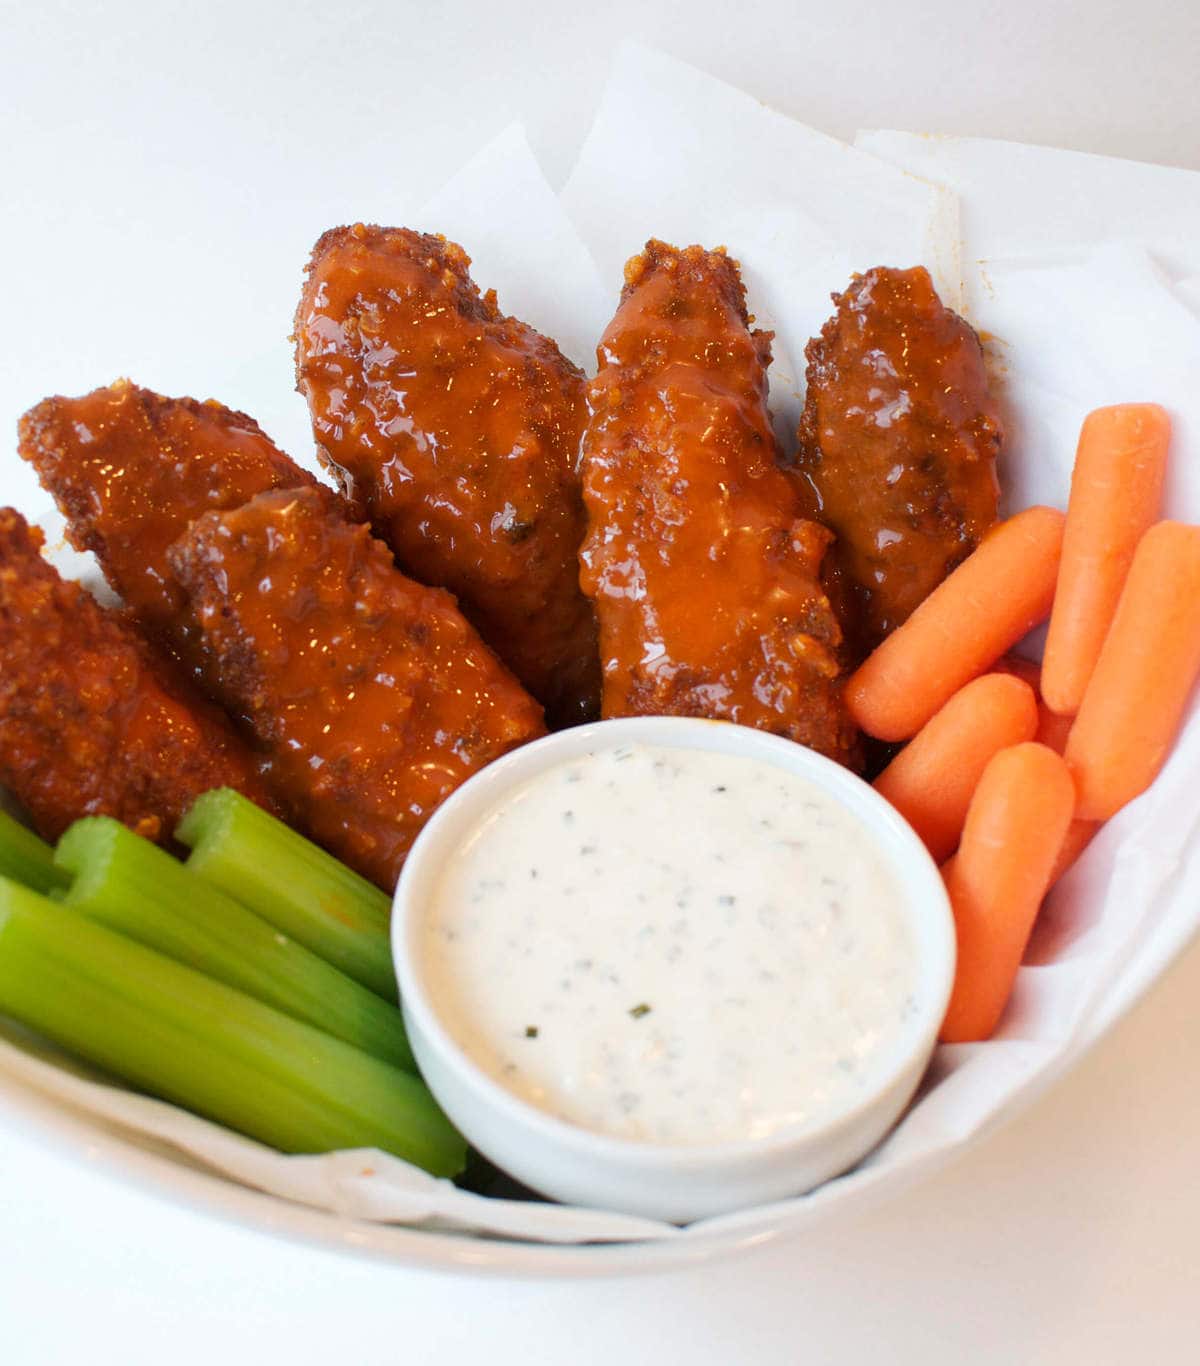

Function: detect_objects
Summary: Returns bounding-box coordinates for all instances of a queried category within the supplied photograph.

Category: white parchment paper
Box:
[855,130,1200,287]
[5,48,1200,1246]
[562,43,960,448]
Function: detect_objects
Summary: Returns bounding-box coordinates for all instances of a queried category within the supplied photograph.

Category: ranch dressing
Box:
[421,743,918,1146]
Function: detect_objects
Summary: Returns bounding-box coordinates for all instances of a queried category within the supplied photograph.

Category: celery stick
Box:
[0,877,465,1174]
[0,807,68,896]
[176,789,396,1001]
[56,818,414,1073]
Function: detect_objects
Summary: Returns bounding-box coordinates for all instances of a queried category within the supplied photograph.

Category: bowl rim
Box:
[392,715,956,1206]
[2,822,1189,1276]
[1,956,1170,1280]
[0,1055,783,1277]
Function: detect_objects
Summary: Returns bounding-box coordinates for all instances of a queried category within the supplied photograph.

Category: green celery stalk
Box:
[56,818,414,1073]
[0,876,465,1175]
[0,807,69,896]
[176,789,397,1001]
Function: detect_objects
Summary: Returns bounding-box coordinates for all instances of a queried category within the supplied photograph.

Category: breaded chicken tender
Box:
[17,381,321,671]
[168,488,546,889]
[295,225,600,727]
[793,266,1002,660]
[579,241,857,767]
[0,508,272,843]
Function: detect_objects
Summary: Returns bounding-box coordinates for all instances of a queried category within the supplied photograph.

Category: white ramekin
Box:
[392,716,955,1224]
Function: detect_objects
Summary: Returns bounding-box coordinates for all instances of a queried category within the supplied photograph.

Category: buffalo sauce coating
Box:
[17,381,320,665]
[793,267,1002,660]
[579,241,857,767]
[0,508,273,843]
[294,225,600,728]
[167,487,546,890]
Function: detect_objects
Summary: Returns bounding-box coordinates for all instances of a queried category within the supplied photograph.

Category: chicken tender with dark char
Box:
[295,225,600,727]
[17,381,322,671]
[168,487,546,890]
[793,266,1002,661]
[0,508,273,843]
[579,240,857,767]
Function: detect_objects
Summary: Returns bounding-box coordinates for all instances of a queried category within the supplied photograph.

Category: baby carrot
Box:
[1041,404,1170,716]
[939,743,1075,1043]
[1065,521,1200,821]
[846,507,1066,741]
[991,655,1072,754]
[873,674,1038,862]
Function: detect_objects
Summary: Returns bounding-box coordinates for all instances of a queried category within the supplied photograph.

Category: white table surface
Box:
[3,2,1200,1360]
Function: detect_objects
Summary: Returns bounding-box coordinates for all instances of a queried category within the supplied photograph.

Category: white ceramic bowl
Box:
[393,716,956,1224]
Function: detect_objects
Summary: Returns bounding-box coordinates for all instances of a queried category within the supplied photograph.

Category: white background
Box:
[3,1,1200,1360]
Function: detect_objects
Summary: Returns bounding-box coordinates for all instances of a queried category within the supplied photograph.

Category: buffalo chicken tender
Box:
[579,241,857,767]
[168,488,546,890]
[0,508,273,843]
[295,225,600,727]
[793,267,1002,660]
[17,381,322,669]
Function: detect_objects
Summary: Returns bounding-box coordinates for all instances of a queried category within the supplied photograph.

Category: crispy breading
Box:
[579,241,857,767]
[295,225,599,727]
[17,380,322,671]
[0,508,273,843]
[168,488,546,889]
[793,267,1002,661]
